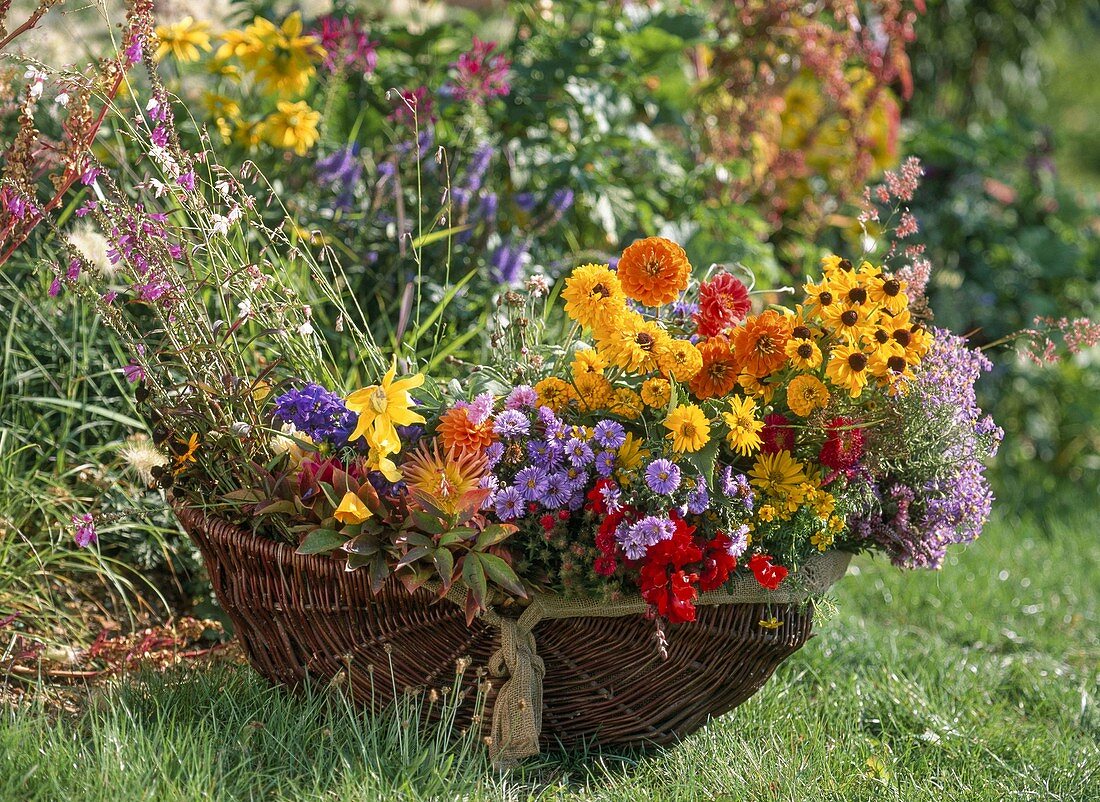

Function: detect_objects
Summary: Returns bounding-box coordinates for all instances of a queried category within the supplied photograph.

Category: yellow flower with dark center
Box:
[561,263,626,331]
[656,338,703,382]
[640,377,671,408]
[346,364,426,451]
[535,377,575,412]
[155,16,212,62]
[171,433,200,475]
[826,343,871,398]
[750,450,808,498]
[663,404,710,453]
[594,311,667,375]
[784,336,823,370]
[260,101,321,155]
[737,372,776,404]
[722,395,763,456]
[334,491,372,525]
[786,374,829,417]
[571,347,607,377]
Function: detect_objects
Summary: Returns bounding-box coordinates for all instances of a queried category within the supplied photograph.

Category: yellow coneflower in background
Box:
[259,101,321,156]
[155,16,212,63]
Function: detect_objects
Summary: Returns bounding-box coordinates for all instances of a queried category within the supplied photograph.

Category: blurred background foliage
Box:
[1,0,1097,636]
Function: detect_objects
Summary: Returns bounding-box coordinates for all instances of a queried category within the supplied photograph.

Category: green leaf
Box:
[409,224,470,250]
[396,545,433,568]
[461,555,488,609]
[345,552,372,571]
[344,534,379,556]
[411,509,446,535]
[477,553,527,598]
[368,553,390,593]
[475,524,515,551]
[296,529,346,555]
[684,434,721,483]
[433,548,454,588]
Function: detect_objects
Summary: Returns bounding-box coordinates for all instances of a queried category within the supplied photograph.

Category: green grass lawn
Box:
[2,502,1097,801]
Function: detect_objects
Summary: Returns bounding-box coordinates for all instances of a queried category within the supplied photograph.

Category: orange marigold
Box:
[436,405,495,454]
[616,236,691,307]
[688,336,740,400]
[732,310,792,378]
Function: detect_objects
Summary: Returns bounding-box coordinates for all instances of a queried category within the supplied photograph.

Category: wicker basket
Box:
[176,505,847,759]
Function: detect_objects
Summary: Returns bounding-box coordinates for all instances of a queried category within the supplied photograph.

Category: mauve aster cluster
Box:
[272,383,356,445]
[853,329,1002,569]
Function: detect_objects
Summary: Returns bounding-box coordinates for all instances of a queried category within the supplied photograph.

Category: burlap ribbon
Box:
[432,550,851,767]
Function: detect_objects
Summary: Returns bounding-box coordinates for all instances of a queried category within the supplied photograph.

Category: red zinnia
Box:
[748,553,789,590]
[639,517,702,623]
[820,416,865,471]
[695,272,751,337]
[698,533,737,592]
[761,413,794,454]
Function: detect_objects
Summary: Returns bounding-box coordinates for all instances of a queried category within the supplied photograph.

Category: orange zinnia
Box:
[436,405,495,454]
[616,236,691,307]
[688,336,740,400]
[732,310,792,378]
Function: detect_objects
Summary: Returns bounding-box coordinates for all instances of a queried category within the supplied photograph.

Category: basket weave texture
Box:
[176,506,848,763]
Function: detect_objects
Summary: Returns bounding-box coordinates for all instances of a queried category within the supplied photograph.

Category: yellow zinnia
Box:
[663,404,710,453]
[749,451,808,498]
[345,365,426,451]
[535,377,575,412]
[334,491,372,525]
[260,101,321,155]
[640,377,672,408]
[561,263,626,332]
[609,387,644,420]
[786,374,829,417]
[722,395,764,456]
[155,16,212,63]
[656,338,703,382]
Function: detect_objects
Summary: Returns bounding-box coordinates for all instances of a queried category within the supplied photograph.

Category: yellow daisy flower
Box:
[345,365,426,450]
[155,16,212,63]
[594,311,667,375]
[785,337,823,370]
[825,343,871,398]
[749,450,808,497]
[260,100,321,155]
[722,395,764,456]
[616,432,649,483]
[571,347,607,377]
[663,404,710,453]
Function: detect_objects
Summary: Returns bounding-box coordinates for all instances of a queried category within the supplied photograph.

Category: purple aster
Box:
[536,406,564,437]
[485,441,505,468]
[719,466,754,511]
[538,472,571,509]
[493,409,530,439]
[617,516,676,560]
[527,438,563,468]
[726,524,750,558]
[514,466,549,502]
[592,420,626,450]
[494,486,525,521]
[316,144,363,210]
[505,385,538,410]
[594,450,616,478]
[684,475,709,515]
[467,392,495,426]
[565,437,594,468]
[599,483,623,514]
[645,459,681,495]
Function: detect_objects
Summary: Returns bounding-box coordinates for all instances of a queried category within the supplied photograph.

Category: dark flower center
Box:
[848,287,867,304]
[893,329,912,347]
[592,282,609,298]
[792,325,812,340]
[796,343,813,359]
[887,356,907,373]
[883,279,901,297]
[874,329,890,344]
[636,332,656,351]
[839,259,853,271]
[818,291,833,306]
[847,353,868,371]
[840,310,859,326]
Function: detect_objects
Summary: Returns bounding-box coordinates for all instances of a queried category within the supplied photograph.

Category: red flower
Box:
[639,518,702,623]
[595,511,624,557]
[540,513,555,531]
[594,555,618,577]
[761,413,794,454]
[748,553,789,590]
[698,533,737,592]
[586,478,618,516]
[820,416,865,471]
[694,272,751,337]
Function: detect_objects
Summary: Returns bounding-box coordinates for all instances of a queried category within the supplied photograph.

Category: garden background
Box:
[1,0,1097,799]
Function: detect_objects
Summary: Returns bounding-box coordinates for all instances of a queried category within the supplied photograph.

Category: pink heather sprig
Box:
[312,16,378,77]
[1015,316,1100,366]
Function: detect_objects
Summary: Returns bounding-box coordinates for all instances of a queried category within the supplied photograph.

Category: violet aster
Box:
[493,409,530,439]
[514,466,549,502]
[592,420,626,450]
[645,459,681,495]
[494,486,526,521]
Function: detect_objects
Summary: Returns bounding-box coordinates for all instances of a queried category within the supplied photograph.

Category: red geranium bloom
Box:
[819,416,865,471]
[694,272,751,337]
[698,533,737,592]
[639,518,703,623]
[594,555,618,577]
[761,413,794,454]
[595,511,623,557]
[748,553,789,590]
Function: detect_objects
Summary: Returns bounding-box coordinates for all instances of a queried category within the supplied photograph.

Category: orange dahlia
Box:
[731,310,792,378]
[436,405,495,454]
[688,336,740,400]
[616,236,691,307]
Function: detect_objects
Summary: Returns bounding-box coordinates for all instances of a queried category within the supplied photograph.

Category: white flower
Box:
[237,299,252,319]
[117,436,169,485]
[525,274,550,297]
[298,319,315,337]
[55,92,69,107]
